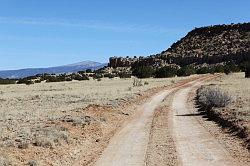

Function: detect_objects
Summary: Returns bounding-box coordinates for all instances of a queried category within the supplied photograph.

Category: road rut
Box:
[94,77,242,166]
[94,88,175,166]
[172,82,239,166]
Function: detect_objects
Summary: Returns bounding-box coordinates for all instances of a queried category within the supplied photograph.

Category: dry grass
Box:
[201,73,250,149]
[0,76,187,165]
[197,86,232,108]
[206,73,250,120]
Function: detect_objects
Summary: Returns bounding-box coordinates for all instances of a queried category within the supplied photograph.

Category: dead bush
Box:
[197,86,232,109]
[32,126,71,148]
[33,137,54,148]
[133,78,143,87]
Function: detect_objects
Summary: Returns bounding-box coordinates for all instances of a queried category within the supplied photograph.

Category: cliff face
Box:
[108,57,138,68]
[108,23,250,68]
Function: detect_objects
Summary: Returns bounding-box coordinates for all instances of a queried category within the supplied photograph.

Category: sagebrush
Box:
[197,86,232,109]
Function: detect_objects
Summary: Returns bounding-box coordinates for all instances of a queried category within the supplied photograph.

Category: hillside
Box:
[159,23,250,66]
[109,23,250,68]
[0,61,107,79]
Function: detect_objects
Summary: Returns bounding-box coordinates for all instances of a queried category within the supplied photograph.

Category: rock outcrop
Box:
[158,23,250,66]
[108,23,250,69]
[108,57,139,68]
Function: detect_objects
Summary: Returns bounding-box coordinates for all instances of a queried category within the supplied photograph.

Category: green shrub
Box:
[224,61,240,74]
[0,79,16,84]
[86,69,92,73]
[118,72,132,78]
[213,65,225,73]
[34,79,42,83]
[155,66,178,78]
[104,73,116,79]
[132,66,155,78]
[45,76,61,82]
[77,71,86,75]
[93,74,103,79]
[72,74,89,81]
[196,67,211,74]
[17,79,34,85]
[177,66,196,76]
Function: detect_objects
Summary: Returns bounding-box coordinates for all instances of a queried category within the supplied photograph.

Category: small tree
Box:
[118,72,132,78]
[132,66,155,78]
[86,69,92,73]
[177,66,196,76]
[155,66,178,78]
[196,67,211,74]
[214,65,225,73]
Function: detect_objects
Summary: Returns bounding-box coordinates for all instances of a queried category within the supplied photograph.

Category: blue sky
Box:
[0,0,249,70]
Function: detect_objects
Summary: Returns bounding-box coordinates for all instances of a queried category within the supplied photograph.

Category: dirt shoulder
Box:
[193,74,250,162]
[171,81,248,165]
[187,82,250,164]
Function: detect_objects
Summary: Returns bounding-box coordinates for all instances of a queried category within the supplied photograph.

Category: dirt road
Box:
[172,82,239,166]
[94,88,177,166]
[94,77,244,166]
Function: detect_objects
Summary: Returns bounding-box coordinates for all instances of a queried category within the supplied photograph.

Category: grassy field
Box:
[0,76,187,165]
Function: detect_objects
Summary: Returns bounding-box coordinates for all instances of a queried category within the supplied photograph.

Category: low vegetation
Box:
[197,86,232,109]
[131,61,244,79]
[0,78,16,84]
[196,73,250,149]
[133,78,143,87]
[132,66,155,78]
[0,60,247,85]
[154,66,178,78]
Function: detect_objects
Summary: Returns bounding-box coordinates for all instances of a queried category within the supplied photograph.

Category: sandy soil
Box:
[0,77,188,165]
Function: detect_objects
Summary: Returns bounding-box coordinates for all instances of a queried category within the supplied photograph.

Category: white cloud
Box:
[0,16,185,34]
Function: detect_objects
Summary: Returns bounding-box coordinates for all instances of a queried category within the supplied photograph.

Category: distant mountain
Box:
[0,61,107,79]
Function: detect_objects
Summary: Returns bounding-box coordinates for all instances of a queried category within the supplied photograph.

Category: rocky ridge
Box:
[108,23,250,69]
